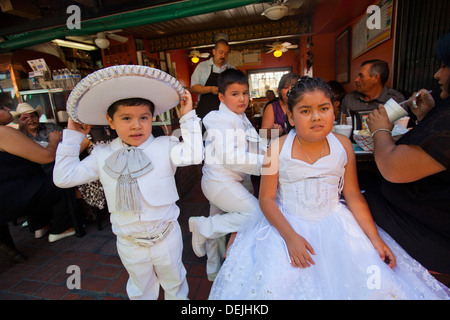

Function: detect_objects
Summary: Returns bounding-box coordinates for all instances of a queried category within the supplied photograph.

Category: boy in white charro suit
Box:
[53,65,203,300]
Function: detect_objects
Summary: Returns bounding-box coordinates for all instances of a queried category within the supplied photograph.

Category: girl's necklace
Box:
[295,135,326,163]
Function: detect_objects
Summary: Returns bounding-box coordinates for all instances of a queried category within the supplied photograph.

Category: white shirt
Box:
[190,58,234,98]
[53,110,203,236]
[202,102,266,182]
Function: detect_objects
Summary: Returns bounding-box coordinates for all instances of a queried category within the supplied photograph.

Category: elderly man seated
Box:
[340,59,405,129]
[11,103,84,240]
[13,103,63,174]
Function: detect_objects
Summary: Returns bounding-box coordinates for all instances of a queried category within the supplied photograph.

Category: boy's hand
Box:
[179,90,193,116]
[67,118,91,135]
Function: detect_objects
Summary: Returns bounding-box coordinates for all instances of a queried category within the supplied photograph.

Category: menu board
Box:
[352,0,394,59]
[228,50,262,67]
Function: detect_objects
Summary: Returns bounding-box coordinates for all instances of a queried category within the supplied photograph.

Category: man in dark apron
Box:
[190,40,233,120]
[195,65,220,119]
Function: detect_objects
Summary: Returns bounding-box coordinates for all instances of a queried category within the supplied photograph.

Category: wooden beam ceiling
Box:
[146,17,311,52]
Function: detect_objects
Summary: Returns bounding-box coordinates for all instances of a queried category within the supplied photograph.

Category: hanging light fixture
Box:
[262,4,288,21]
[273,50,283,58]
[94,32,110,49]
[191,56,200,64]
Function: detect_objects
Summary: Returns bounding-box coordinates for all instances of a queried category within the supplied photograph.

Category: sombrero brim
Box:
[66,65,185,125]
[11,105,44,124]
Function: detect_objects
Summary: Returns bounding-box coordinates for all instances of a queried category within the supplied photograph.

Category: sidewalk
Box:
[2,168,448,300]
[0,167,213,300]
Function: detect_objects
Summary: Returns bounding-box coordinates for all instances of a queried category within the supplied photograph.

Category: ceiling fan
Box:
[262,0,304,20]
[188,49,210,63]
[267,41,298,57]
[81,30,129,49]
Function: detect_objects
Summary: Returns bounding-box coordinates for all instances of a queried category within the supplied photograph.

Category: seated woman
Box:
[261,73,300,140]
[0,105,74,262]
[251,73,300,198]
[364,33,450,276]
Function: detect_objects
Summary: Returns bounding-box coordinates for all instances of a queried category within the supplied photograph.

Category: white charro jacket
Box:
[53,110,203,230]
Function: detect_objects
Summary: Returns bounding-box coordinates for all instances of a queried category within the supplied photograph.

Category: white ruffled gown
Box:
[209,130,450,300]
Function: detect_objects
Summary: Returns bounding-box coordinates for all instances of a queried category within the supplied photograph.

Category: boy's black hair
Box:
[107,98,155,119]
[217,68,248,94]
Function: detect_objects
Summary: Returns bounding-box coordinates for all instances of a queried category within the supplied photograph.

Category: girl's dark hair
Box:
[436,32,450,67]
[107,98,155,119]
[217,68,248,94]
[287,76,334,112]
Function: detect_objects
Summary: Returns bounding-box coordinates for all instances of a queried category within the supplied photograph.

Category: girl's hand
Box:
[67,118,91,135]
[180,90,193,116]
[366,105,394,133]
[371,237,396,269]
[285,233,316,268]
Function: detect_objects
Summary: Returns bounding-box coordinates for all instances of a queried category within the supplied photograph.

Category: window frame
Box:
[246,67,292,98]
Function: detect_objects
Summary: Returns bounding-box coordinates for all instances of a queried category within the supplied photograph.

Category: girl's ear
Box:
[106,114,116,130]
[287,110,295,127]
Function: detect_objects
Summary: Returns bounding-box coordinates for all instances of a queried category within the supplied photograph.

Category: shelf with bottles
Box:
[51,68,82,90]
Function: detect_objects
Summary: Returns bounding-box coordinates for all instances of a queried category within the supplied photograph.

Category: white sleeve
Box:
[53,129,100,188]
[204,113,264,175]
[190,62,208,87]
[169,110,204,167]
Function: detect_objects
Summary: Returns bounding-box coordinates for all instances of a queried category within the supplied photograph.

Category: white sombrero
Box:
[66,65,185,125]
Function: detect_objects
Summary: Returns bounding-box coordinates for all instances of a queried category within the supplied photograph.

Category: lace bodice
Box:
[276,130,347,221]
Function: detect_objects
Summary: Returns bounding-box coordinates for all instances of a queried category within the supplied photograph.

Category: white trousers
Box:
[116,221,188,300]
[200,176,261,276]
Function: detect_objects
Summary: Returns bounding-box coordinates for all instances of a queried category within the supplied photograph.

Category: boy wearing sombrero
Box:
[53,65,203,300]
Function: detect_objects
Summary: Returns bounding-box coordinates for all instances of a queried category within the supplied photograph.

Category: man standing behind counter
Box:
[190,40,234,119]
[341,59,405,129]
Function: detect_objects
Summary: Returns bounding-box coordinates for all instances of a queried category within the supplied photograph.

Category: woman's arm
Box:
[336,134,396,268]
[261,104,275,129]
[0,126,60,164]
[260,103,283,140]
[259,136,316,268]
[366,105,445,183]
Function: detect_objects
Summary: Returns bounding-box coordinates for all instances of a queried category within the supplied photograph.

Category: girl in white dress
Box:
[209,76,450,300]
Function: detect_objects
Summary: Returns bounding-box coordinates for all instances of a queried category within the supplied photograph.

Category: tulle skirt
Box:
[209,204,450,300]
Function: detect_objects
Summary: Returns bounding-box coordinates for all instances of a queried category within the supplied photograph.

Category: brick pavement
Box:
[0,167,213,300]
[2,166,448,301]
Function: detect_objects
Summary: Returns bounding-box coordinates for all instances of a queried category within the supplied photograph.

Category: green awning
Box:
[0,0,272,52]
